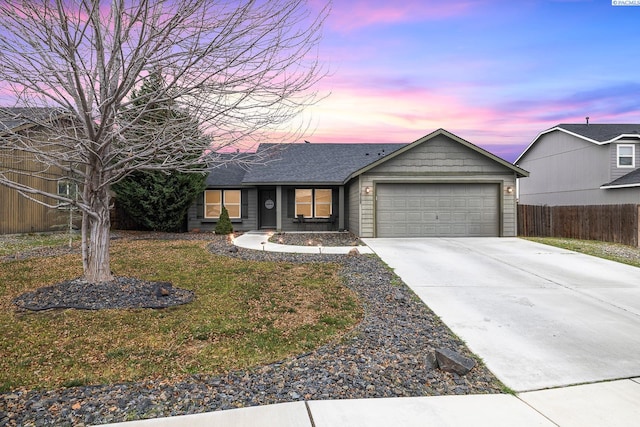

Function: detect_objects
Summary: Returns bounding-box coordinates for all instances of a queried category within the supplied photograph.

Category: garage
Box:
[375,183,500,237]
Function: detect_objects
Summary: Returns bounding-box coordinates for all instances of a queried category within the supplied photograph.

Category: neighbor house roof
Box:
[0,107,69,133]
[601,168,640,189]
[516,123,640,163]
[241,143,406,185]
[556,124,640,143]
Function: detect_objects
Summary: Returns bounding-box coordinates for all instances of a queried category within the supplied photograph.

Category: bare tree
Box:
[0,0,328,283]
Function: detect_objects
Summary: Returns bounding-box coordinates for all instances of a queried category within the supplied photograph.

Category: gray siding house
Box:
[189,129,528,238]
[516,124,640,206]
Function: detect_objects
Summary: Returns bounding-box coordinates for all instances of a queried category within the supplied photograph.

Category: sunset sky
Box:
[303,0,640,161]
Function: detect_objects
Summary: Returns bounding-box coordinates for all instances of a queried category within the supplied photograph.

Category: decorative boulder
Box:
[435,348,476,375]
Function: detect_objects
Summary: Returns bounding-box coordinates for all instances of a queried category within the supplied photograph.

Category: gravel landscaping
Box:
[268,232,364,247]
[0,233,503,426]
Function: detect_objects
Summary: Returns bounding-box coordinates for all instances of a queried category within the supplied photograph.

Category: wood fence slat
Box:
[518,204,639,247]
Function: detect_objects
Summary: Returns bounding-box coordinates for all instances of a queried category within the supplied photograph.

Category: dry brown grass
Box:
[0,238,362,391]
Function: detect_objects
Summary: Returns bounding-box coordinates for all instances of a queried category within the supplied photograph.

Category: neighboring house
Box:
[0,107,78,234]
[516,123,640,206]
[189,128,528,238]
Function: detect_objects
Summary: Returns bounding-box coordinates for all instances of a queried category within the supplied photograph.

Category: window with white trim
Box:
[205,189,241,219]
[295,188,332,218]
[617,144,635,168]
[57,179,78,209]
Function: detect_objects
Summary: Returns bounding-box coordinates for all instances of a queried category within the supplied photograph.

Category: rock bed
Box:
[0,234,503,426]
[13,278,194,311]
[268,232,364,247]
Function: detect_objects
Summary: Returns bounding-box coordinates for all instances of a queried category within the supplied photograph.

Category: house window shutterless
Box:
[57,179,78,209]
[295,188,332,218]
[204,190,241,219]
[617,144,635,168]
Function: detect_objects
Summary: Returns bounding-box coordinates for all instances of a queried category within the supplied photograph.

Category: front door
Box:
[259,189,277,229]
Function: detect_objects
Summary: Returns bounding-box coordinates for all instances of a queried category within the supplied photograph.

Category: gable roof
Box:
[207,129,527,187]
[516,123,640,163]
[241,143,406,185]
[347,128,529,180]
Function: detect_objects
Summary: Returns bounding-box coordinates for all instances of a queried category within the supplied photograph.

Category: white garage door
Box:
[376,183,499,237]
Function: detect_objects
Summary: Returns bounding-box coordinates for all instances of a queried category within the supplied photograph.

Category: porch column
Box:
[338,186,345,230]
[276,185,283,231]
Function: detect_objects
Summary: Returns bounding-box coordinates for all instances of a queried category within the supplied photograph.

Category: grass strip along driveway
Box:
[0,237,362,392]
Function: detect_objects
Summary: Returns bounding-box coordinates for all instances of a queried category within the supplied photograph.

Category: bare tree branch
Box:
[0,0,329,282]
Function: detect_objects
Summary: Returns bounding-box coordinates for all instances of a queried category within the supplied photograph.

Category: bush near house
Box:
[214,206,233,235]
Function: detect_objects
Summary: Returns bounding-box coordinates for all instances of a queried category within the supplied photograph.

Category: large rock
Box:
[435,348,476,375]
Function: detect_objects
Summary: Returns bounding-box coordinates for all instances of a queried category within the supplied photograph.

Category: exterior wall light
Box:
[364,186,372,195]
[506,186,514,194]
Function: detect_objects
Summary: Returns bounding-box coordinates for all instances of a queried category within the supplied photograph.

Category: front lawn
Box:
[0,238,362,392]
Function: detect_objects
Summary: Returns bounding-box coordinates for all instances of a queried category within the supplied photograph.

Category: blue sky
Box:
[304,0,640,161]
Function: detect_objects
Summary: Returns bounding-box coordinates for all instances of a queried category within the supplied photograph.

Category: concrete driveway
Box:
[363,237,640,392]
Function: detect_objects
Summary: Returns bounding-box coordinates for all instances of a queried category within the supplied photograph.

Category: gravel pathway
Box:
[0,233,503,426]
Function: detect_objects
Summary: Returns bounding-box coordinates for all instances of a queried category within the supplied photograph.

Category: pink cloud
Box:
[321,0,482,32]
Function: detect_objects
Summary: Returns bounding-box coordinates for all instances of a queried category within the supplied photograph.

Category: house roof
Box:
[516,123,640,163]
[241,143,406,185]
[0,107,68,133]
[205,160,249,187]
[347,128,528,180]
[601,168,640,189]
[556,124,640,143]
[207,129,527,187]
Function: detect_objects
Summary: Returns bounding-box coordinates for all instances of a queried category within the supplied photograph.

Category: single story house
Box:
[516,123,640,205]
[188,128,528,238]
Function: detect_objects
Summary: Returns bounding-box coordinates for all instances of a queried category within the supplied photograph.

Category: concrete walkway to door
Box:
[363,237,640,392]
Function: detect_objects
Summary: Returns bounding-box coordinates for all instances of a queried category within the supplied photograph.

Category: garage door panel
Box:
[376,183,499,237]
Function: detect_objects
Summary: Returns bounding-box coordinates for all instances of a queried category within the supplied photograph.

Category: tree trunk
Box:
[83,187,113,283]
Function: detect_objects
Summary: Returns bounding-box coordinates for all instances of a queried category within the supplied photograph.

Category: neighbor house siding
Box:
[358,134,519,237]
[518,131,640,206]
[0,131,73,234]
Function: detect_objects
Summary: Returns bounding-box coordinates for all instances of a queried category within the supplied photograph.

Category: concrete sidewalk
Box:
[101,235,640,426]
[102,379,640,426]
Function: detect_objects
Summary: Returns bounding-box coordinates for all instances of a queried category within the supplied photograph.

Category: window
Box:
[315,189,332,218]
[224,190,241,218]
[204,190,221,218]
[204,190,241,219]
[295,188,332,218]
[617,144,635,168]
[295,189,312,217]
[57,179,78,209]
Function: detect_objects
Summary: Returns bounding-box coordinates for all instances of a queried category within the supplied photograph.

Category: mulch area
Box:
[268,232,364,247]
[0,231,504,426]
[13,278,193,311]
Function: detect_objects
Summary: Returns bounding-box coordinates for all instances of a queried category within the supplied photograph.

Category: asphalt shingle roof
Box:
[556,124,640,142]
[0,107,65,131]
[241,143,407,184]
[602,168,640,188]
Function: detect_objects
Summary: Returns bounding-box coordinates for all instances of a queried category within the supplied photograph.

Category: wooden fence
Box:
[518,204,640,247]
